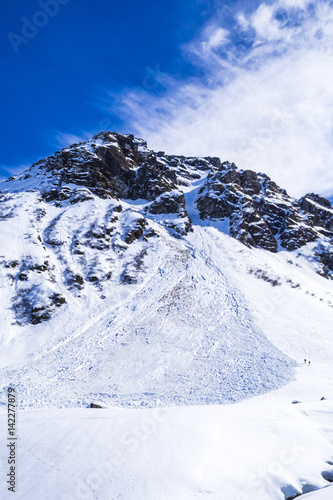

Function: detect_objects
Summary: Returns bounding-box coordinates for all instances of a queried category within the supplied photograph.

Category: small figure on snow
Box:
[308,360,311,366]
[304,358,307,364]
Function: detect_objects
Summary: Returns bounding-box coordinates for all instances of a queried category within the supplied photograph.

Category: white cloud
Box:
[202,27,229,52]
[250,4,283,41]
[0,163,29,182]
[55,133,85,148]
[56,131,107,149]
[237,13,249,30]
[55,117,114,149]
[108,0,333,199]
[280,0,312,7]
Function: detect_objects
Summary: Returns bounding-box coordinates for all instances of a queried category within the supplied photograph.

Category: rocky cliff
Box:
[1,131,333,327]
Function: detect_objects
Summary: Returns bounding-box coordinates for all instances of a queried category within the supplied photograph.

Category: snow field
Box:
[0,397,333,499]
[1,161,333,499]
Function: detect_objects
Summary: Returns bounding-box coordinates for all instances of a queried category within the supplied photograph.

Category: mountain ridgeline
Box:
[1,131,333,327]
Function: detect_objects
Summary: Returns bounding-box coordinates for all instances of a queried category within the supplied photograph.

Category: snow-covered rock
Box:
[0,132,333,499]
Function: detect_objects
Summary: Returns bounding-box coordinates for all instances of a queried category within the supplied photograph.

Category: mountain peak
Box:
[2,132,333,246]
[0,131,333,418]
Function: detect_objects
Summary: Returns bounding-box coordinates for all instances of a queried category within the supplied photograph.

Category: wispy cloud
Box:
[54,117,114,149]
[55,132,89,148]
[107,0,333,199]
[0,164,29,182]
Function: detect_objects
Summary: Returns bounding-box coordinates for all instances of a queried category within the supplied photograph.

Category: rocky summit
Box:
[1,130,333,415]
[6,131,333,249]
[0,131,333,330]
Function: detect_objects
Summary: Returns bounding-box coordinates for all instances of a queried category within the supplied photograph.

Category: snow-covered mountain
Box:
[1,131,332,330]
[0,132,333,500]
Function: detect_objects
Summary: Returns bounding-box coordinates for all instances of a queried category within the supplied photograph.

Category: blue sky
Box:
[1,0,214,171]
[2,0,333,199]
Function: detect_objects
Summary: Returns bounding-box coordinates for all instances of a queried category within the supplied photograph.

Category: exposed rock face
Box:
[149,191,187,215]
[4,131,333,257]
[148,190,192,237]
[31,132,178,201]
[299,193,333,235]
[196,163,329,253]
[4,132,333,255]
[26,132,220,203]
[1,131,333,325]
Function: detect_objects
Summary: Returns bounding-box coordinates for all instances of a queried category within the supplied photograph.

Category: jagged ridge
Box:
[1,131,333,327]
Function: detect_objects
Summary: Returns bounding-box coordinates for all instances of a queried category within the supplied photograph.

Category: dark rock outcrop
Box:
[299,193,333,235]
[1,130,333,328]
[32,132,178,201]
[196,163,331,253]
[148,190,192,237]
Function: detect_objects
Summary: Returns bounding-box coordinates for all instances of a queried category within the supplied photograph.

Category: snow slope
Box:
[1,211,333,499]
[0,133,333,499]
[1,199,332,409]
[0,395,333,499]
[0,174,305,409]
